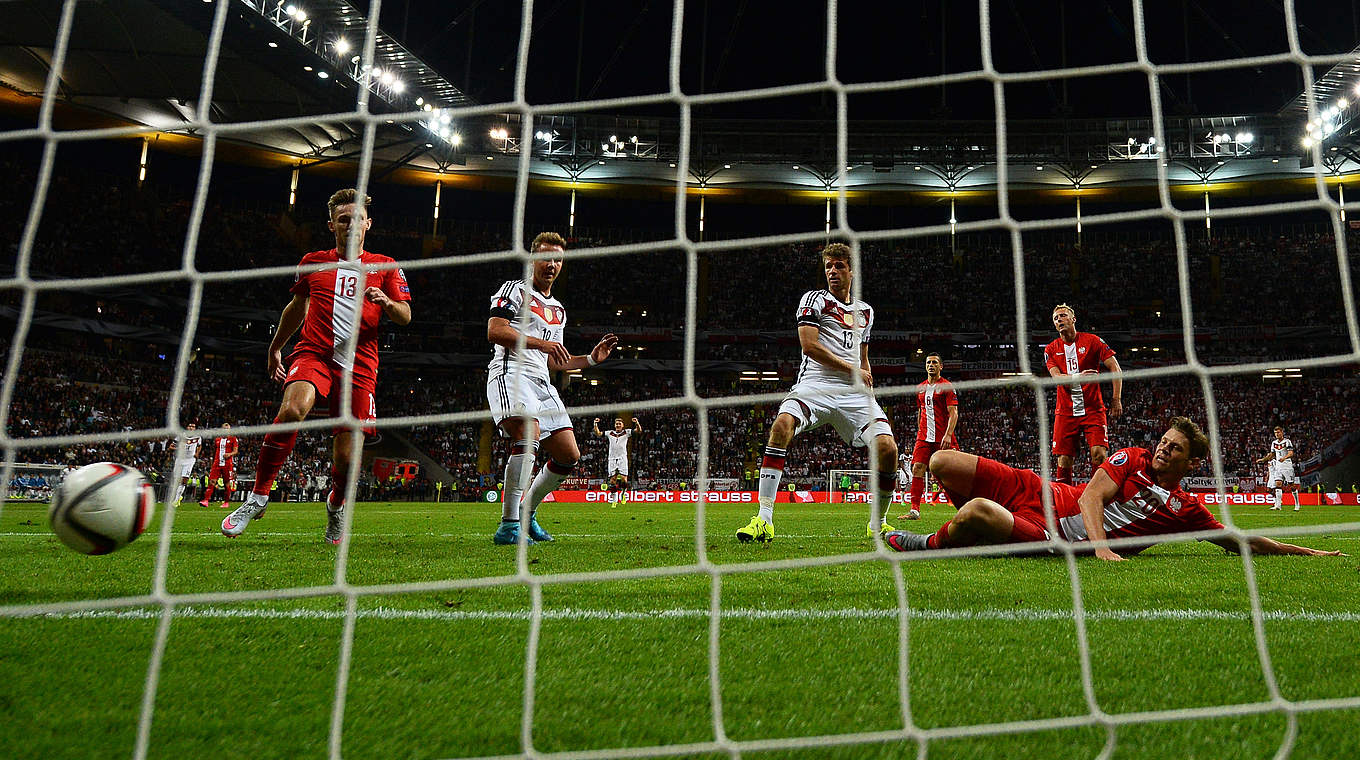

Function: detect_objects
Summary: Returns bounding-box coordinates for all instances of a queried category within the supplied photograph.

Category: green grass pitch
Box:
[1,498,1357,759]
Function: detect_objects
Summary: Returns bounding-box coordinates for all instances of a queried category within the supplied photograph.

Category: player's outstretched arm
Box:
[798,325,869,385]
[365,286,411,325]
[1077,468,1125,561]
[487,317,571,365]
[1209,535,1347,557]
[593,417,603,436]
[1102,355,1123,419]
[268,293,310,382]
[943,402,959,450]
[633,418,643,433]
[551,333,618,371]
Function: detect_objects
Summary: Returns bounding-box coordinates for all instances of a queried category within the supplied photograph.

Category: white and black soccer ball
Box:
[48,463,156,555]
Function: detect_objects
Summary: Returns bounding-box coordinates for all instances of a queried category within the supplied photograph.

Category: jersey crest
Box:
[530,296,565,325]
[1109,450,1128,466]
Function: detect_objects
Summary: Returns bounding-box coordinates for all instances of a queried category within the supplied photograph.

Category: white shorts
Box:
[1269,462,1297,485]
[607,456,629,478]
[177,460,195,479]
[897,471,910,490]
[778,384,892,448]
[487,373,572,441]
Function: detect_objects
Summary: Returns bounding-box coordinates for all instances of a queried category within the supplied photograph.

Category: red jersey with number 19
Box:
[289,249,410,390]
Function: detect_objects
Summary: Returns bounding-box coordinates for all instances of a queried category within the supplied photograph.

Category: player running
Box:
[898,352,957,520]
[885,417,1343,560]
[487,232,618,546]
[594,416,642,504]
[222,188,412,543]
[168,422,201,506]
[200,423,238,509]
[1257,426,1301,512]
[1045,303,1122,484]
[737,243,899,542]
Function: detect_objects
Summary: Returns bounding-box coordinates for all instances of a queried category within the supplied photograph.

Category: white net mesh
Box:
[3,0,1360,758]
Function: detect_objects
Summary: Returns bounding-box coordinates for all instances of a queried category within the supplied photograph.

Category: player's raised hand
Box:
[364,286,392,307]
[592,333,619,364]
[268,348,287,383]
[536,340,572,365]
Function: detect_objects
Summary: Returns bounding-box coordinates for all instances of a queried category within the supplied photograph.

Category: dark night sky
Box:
[353,0,1360,120]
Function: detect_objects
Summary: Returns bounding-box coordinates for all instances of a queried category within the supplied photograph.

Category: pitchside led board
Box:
[373,458,419,483]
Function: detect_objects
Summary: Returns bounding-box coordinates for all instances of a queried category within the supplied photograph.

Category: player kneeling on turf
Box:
[737,243,899,543]
[486,232,618,545]
[885,417,1344,560]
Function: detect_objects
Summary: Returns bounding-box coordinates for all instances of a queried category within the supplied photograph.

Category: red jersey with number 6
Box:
[915,378,957,444]
[289,249,411,388]
[1044,332,1115,417]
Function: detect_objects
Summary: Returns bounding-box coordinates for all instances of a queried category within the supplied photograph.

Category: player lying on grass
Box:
[886,416,1344,560]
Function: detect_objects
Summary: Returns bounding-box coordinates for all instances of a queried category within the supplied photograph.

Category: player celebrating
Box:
[487,232,618,545]
[736,243,899,542]
[221,188,411,543]
[594,416,642,504]
[168,422,201,506]
[885,417,1343,560]
[898,352,957,520]
[1045,303,1122,484]
[1257,426,1301,512]
[200,423,238,509]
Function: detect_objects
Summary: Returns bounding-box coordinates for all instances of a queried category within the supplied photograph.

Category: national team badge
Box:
[1109,450,1128,466]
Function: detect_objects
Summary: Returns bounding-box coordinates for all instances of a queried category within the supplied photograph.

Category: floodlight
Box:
[286,4,296,15]
[415,97,423,106]
[724,164,731,169]
[391,80,405,93]
[334,38,350,55]
[381,71,396,85]
[295,10,307,22]
[423,103,432,112]
[1147,136,1156,144]
[630,135,638,142]
[609,135,618,143]
[1341,98,1349,108]
[1236,132,1253,143]
[451,134,462,146]
[317,71,329,79]
[1302,136,1315,148]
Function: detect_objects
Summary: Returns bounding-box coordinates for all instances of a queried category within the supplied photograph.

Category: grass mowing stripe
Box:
[26,606,1360,623]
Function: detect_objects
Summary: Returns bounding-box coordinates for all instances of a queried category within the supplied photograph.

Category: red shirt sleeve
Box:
[289,254,311,296]
[1044,341,1062,373]
[1094,335,1115,362]
[385,264,412,302]
[1098,448,1141,487]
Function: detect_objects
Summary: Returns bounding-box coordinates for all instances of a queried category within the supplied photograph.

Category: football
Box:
[48,463,156,555]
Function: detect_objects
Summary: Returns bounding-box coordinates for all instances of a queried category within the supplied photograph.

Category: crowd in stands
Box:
[3,160,1359,500]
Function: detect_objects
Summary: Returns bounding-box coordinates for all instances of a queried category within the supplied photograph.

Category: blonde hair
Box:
[327,188,372,219]
[531,232,567,252]
[1052,303,1075,318]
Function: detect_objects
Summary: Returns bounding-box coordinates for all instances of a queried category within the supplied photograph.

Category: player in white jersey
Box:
[895,450,914,511]
[736,243,899,542]
[594,416,642,503]
[486,232,618,546]
[1256,426,1300,511]
[168,423,200,506]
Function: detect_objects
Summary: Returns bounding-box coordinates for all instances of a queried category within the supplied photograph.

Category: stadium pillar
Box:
[1075,191,1083,248]
[137,137,149,186]
[1203,188,1212,239]
[433,179,442,235]
[824,196,831,236]
[570,187,577,236]
[949,195,957,252]
[699,194,706,241]
[1340,182,1347,223]
[288,166,299,211]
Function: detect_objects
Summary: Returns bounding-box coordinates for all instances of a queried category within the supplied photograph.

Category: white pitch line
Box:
[15,606,1360,624]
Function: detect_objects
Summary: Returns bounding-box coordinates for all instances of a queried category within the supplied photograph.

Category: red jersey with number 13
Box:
[1044,332,1115,417]
[290,249,411,388]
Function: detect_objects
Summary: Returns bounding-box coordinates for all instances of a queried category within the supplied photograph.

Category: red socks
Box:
[1054,465,1073,485]
[909,478,925,510]
[252,419,298,496]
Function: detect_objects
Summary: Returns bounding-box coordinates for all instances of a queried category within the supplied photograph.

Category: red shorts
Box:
[1051,411,1109,458]
[284,351,377,435]
[208,463,235,485]
[966,456,1082,542]
[912,437,957,469]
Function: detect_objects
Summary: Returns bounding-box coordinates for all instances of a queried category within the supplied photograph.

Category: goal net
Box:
[2,0,1360,758]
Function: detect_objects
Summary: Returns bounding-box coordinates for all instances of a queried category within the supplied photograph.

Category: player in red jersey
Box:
[1045,303,1122,484]
[885,417,1344,560]
[200,423,238,509]
[222,188,412,543]
[897,353,957,521]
